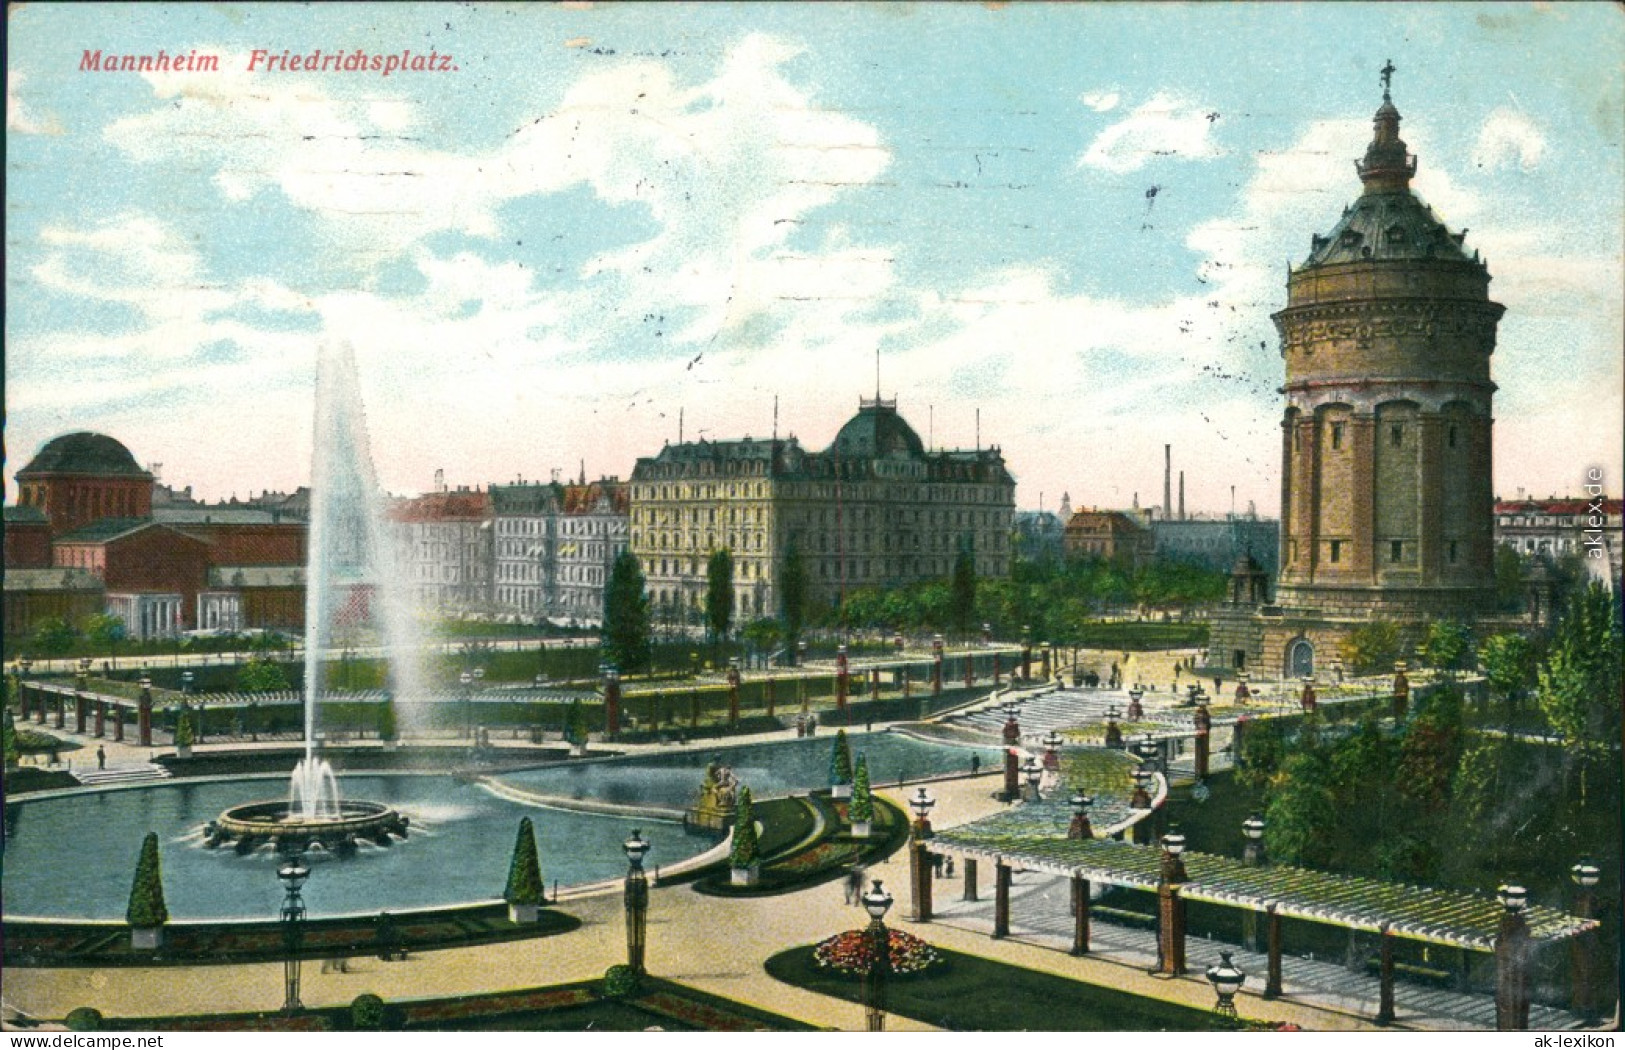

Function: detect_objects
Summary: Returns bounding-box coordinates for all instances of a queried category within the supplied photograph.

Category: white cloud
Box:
[1472,107,1547,171]
[1079,94,1223,173]
[6,70,61,135]
[1080,91,1119,113]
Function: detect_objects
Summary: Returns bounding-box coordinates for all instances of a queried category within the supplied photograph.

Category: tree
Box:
[237,655,291,693]
[781,539,808,664]
[1235,718,1287,792]
[830,728,854,788]
[29,616,77,656]
[1397,689,1463,814]
[1536,584,1623,805]
[125,832,169,928]
[1493,543,1527,613]
[1263,751,1337,868]
[1479,632,1536,723]
[503,817,546,906]
[603,550,652,674]
[730,786,759,869]
[1341,621,1403,676]
[848,755,873,824]
[950,536,977,639]
[706,548,735,650]
[741,618,782,657]
[80,613,126,650]
[1421,620,1475,680]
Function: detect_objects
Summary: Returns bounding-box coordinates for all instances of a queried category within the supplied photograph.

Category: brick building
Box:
[1211,76,1507,676]
[1062,509,1154,567]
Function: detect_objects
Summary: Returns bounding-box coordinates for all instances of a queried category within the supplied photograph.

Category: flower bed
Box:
[813,927,942,976]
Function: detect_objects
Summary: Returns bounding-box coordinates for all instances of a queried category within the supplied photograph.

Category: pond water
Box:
[1,731,994,922]
[493,730,1000,807]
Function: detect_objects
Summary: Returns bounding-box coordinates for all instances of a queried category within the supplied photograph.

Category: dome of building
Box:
[18,432,149,477]
[829,399,925,459]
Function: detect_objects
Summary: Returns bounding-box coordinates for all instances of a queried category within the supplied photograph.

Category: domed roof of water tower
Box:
[1296,63,1481,271]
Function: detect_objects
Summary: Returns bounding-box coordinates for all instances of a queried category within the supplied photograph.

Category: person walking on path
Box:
[844,863,865,905]
[97,746,106,770]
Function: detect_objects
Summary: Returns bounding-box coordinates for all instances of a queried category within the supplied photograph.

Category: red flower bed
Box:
[813,927,942,976]
[638,991,765,1032]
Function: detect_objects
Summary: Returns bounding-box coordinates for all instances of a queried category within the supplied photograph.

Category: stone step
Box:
[71,763,172,786]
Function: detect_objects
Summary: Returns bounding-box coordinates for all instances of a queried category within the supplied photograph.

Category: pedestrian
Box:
[97,745,106,770]
[945,857,955,878]
[971,754,981,775]
[845,864,865,905]
[932,853,945,878]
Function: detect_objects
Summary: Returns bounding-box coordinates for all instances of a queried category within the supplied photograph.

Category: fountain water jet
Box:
[210,342,421,854]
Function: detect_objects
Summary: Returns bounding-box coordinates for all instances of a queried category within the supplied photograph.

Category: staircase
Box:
[71,763,172,787]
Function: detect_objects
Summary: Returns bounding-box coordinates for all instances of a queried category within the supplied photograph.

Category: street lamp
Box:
[861,879,894,1032]
[908,787,936,829]
[460,670,473,739]
[623,829,651,974]
[1242,813,1267,867]
[1497,883,1527,914]
[181,670,194,695]
[278,855,310,1012]
[1068,792,1094,840]
[1205,950,1246,1018]
[1021,756,1043,801]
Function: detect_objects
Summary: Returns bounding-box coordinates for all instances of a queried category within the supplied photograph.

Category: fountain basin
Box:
[209,799,407,854]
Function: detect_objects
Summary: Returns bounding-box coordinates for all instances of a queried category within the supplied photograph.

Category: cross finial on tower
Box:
[1380,59,1396,101]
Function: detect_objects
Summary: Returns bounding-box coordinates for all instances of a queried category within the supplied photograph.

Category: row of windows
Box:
[1291,538,1462,565]
[1297,422,1463,452]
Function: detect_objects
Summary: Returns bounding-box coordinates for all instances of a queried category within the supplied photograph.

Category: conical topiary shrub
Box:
[174,711,195,757]
[377,694,398,748]
[565,699,590,756]
[3,708,19,771]
[849,754,874,837]
[126,832,169,949]
[503,817,546,922]
[830,729,854,798]
[730,786,760,885]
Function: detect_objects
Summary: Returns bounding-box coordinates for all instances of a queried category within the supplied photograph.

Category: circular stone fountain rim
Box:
[216,798,400,837]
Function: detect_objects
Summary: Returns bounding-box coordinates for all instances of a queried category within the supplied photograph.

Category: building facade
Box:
[630,398,1014,627]
[1495,496,1622,590]
[491,482,563,619]
[556,479,630,625]
[1063,509,1154,566]
[1153,517,1281,576]
[389,488,493,613]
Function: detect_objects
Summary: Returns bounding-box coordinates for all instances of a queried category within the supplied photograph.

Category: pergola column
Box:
[1375,924,1396,1025]
[1570,862,1600,1020]
[1495,900,1530,1030]
[764,677,775,718]
[17,682,31,720]
[962,858,978,902]
[113,704,125,742]
[1192,702,1211,780]
[835,646,849,714]
[1264,905,1283,998]
[993,654,1002,686]
[95,699,107,737]
[1071,875,1091,955]
[138,688,153,747]
[993,860,1011,938]
[1155,837,1187,977]
[909,826,933,923]
[54,693,66,729]
[74,692,88,734]
[35,686,48,723]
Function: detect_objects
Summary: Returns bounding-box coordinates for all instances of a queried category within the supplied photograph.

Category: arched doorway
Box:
[1287,637,1315,679]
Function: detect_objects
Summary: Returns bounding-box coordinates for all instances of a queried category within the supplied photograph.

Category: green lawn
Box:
[766,943,1234,1031]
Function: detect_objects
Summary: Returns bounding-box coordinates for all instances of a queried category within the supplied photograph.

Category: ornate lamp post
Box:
[1205,950,1246,1019]
[861,879,894,1032]
[623,829,651,974]
[77,657,93,691]
[931,634,944,697]
[137,674,153,746]
[908,787,935,922]
[1042,730,1063,771]
[278,855,310,1013]
[1068,792,1094,840]
[1126,685,1144,722]
[1495,883,1530,1030]
[1104,705,1123,749]
[1242,813,1267,867]
[1570,860,1601,1020]
[1021,756,1043,801]
[1000,701,1021,801]
[1155,831,1188,976]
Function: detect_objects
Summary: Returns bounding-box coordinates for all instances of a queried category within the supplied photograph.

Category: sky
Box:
[6,2,1622,515]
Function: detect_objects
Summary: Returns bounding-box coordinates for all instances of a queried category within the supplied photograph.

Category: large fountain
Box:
[209,343,418,855]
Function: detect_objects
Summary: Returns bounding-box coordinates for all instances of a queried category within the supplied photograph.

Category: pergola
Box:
[924,829,1599,1029]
